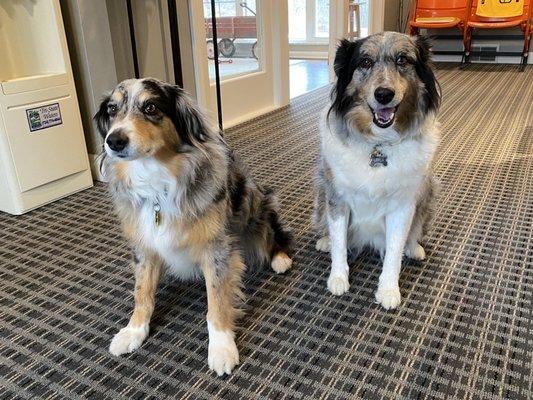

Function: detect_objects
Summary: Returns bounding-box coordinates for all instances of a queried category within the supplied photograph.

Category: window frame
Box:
[289,0,329,45]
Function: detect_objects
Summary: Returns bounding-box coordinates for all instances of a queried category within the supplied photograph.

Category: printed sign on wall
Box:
[26,103,63,132]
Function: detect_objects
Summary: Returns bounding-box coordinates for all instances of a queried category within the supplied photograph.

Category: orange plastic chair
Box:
[408,0,471,35]
[464,0,532,68]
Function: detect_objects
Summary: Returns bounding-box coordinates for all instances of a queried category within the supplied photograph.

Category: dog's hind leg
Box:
[405,218,426,261]
[405,176,438,261]
[200,247,245,376]
[109,250,162,356]
[313,168,330,253]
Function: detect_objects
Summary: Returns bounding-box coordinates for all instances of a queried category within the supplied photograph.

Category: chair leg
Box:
[463,27,473,66]
[520,26,531,71]
[460,53,466,67]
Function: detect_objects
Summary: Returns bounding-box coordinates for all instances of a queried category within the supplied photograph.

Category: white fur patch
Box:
[405,243,426,260]
[315,236,331,252]
[207,322,239,376]
[327,274,350,296]
[375,285,402,310]
[327,210,350,295]
[125,159,200,280]
[271,253,293,274]
[109,324,149,356]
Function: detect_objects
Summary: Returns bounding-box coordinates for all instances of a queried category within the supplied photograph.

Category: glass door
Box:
[189,0,289,128]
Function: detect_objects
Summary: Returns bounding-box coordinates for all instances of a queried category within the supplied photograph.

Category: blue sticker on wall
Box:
[26,103,62,132]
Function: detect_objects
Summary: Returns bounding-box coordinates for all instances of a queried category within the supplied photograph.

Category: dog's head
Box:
[330,32,440,137]
[95,78,208,161]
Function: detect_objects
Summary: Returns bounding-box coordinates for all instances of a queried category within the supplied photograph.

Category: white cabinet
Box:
[0,0,92,215]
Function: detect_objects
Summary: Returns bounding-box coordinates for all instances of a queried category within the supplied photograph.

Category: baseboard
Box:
[289,50,328,60]
[433,53,532,64]
[88,153,108,182]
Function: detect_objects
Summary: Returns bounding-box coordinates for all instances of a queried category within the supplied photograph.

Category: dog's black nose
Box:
[106,131,129,152]
[374,87,395,105]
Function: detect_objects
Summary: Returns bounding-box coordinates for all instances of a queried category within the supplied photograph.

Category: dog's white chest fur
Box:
[126,160,199,279]
[321,121,438,248]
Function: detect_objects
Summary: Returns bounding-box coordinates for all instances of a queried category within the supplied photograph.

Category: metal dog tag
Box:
[154,203,161,227]
[370,146,388,167]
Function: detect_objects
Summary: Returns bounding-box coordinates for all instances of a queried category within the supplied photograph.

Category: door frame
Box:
[185,0,289,128]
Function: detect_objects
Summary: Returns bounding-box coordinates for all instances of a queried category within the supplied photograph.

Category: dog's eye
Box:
[396,55,408,66]
[107,104,118,115]
[144,103,157,115]
[359,58,374,69]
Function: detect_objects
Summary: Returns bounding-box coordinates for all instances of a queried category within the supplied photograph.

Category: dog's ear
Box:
[333,39,357,78]
[166,85,208,146]
[94,95,111,138]
[414,35,441,113]
[330,38,364,116]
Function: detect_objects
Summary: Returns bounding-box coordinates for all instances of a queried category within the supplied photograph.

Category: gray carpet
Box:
[1,64,531,399]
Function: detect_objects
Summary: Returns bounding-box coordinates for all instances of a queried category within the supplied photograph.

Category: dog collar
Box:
[370,144,388,167]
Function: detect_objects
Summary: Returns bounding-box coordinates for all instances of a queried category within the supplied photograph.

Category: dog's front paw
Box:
[375,286,401,310]
[327,273,349,296]
[208,337,239,376]
[315,236,330,252]
[405,243,426,260]
[109,324,149,356]
[271,252,293,274]
[207,323,239,376]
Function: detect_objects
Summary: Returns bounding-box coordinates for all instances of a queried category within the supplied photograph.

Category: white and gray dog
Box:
[314,32,440,309]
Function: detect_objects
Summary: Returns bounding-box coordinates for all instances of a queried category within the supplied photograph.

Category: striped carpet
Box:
[0,64,531,399]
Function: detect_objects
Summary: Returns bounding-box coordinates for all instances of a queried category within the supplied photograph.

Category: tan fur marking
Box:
[201,250,245,332]
[271,252,293,274]
[128,117,178,154]
[345,107,373,137]
[395,83,421,133]
[181,204,226,252]
[111,91,124,104]
[128,255,162,327]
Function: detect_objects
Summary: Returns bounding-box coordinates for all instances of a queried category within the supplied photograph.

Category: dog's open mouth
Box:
[371,106,398,129]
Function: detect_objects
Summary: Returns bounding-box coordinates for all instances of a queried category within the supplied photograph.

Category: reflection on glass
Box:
[315,0,329,38]
[349,1,369,38]
[203,0,261,81]
[289,0,306,41]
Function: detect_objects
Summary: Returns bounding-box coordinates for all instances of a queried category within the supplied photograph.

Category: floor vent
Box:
[471,45,499,62]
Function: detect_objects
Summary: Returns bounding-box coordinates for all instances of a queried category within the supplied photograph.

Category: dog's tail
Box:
[261,187,293,274]
[238,185,292,272]
[263,187,292,257]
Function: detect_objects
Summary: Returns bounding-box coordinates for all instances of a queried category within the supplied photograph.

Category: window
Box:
[203,0,256,18]
[288,0,329,43]
[288,0,306,41]
[315,0,329,38]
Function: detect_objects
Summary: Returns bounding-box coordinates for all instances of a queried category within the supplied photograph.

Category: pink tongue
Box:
[376,108,395,121]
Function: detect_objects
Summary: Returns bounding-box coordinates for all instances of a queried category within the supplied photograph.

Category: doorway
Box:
[183,0,376,127]
[288,0,329,98]
[288,0,370,99]
[188,0,289,128]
